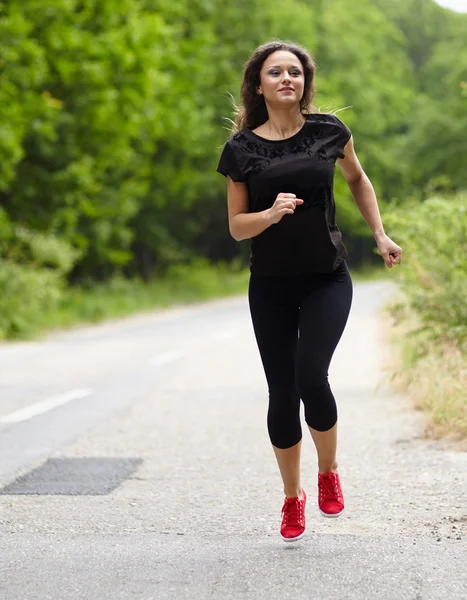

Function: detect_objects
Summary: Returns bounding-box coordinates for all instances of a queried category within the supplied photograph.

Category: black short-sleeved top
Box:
[216,112,352,276]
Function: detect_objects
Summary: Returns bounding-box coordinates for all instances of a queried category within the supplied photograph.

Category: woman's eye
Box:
[268,70,302,77]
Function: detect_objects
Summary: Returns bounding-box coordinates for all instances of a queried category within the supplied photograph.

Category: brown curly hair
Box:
[232,40,318,134]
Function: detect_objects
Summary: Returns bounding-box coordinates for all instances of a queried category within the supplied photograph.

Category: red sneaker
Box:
[318,472,345,517]
[280,489,307,542]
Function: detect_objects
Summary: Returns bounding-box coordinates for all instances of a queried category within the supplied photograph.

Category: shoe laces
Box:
[282,496,304,526]
[319,473,342,503]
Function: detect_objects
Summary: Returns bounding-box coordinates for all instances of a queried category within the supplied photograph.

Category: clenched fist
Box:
[375,233,402,269]
[267,193,304,224]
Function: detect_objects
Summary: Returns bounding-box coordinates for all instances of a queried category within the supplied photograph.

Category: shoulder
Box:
[306,112,352,159]
[308,111,351,131]
[228,130,251,148]
[221,130,258,157]
[309,112,352,149]
[217,132,251,181]
[218,132,247,161]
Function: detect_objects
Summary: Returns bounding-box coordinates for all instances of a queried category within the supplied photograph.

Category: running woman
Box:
[216,40,402,542]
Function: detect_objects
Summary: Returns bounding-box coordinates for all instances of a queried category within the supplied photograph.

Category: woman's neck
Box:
[261,108,306,140]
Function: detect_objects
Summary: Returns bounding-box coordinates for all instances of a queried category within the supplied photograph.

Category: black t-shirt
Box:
[216,112,352,276]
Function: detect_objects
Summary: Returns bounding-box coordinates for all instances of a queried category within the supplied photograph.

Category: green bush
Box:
[0,208,79,338]
[0,258,250,338]
[384,194,467,350]
[0,260,63,338]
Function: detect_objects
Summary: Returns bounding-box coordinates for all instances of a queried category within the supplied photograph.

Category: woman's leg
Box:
[295,263,353,473]
[248,275,303,498]
[308,423,338,474]
[273,441,303,499]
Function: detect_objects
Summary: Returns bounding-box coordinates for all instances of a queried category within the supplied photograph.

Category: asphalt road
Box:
[0,280,465,599]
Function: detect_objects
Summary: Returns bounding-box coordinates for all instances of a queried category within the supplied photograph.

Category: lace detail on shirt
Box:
[231,127,329,177]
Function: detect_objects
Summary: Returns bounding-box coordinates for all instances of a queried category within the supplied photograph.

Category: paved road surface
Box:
[0,280,465,599]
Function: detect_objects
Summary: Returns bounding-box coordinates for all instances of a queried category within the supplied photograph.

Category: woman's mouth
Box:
[279,88,294,93]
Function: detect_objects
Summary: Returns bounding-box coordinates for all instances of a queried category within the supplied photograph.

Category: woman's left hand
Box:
[375,234,402,269]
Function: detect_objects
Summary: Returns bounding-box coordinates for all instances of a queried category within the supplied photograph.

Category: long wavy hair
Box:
[231,40,318,134]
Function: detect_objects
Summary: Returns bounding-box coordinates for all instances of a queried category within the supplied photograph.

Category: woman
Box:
[216,40,402,542]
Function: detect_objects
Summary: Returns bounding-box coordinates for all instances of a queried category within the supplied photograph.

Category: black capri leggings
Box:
[248,261,353,449]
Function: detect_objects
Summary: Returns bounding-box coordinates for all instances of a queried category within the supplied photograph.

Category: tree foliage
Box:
[0,0,466,292]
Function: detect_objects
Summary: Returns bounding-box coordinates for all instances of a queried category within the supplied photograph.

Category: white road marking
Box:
[148,350,186,366]
[0,389,93,424]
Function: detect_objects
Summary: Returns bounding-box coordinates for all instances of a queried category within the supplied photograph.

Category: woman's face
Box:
[257,50,305,108]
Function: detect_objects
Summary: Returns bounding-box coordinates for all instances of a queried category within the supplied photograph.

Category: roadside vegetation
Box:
[384,195,467,444]
[0,258,250,339]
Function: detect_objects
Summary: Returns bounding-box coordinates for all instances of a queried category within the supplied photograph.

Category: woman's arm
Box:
[226,178,271,241]
[337,136,402,269]
[226,177,303,241]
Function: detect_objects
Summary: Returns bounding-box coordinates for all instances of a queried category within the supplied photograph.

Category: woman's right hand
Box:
[267,193,304,224]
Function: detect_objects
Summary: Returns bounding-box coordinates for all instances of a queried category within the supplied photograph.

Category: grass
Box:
[36,260,251,336]
[382,304,467,448]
